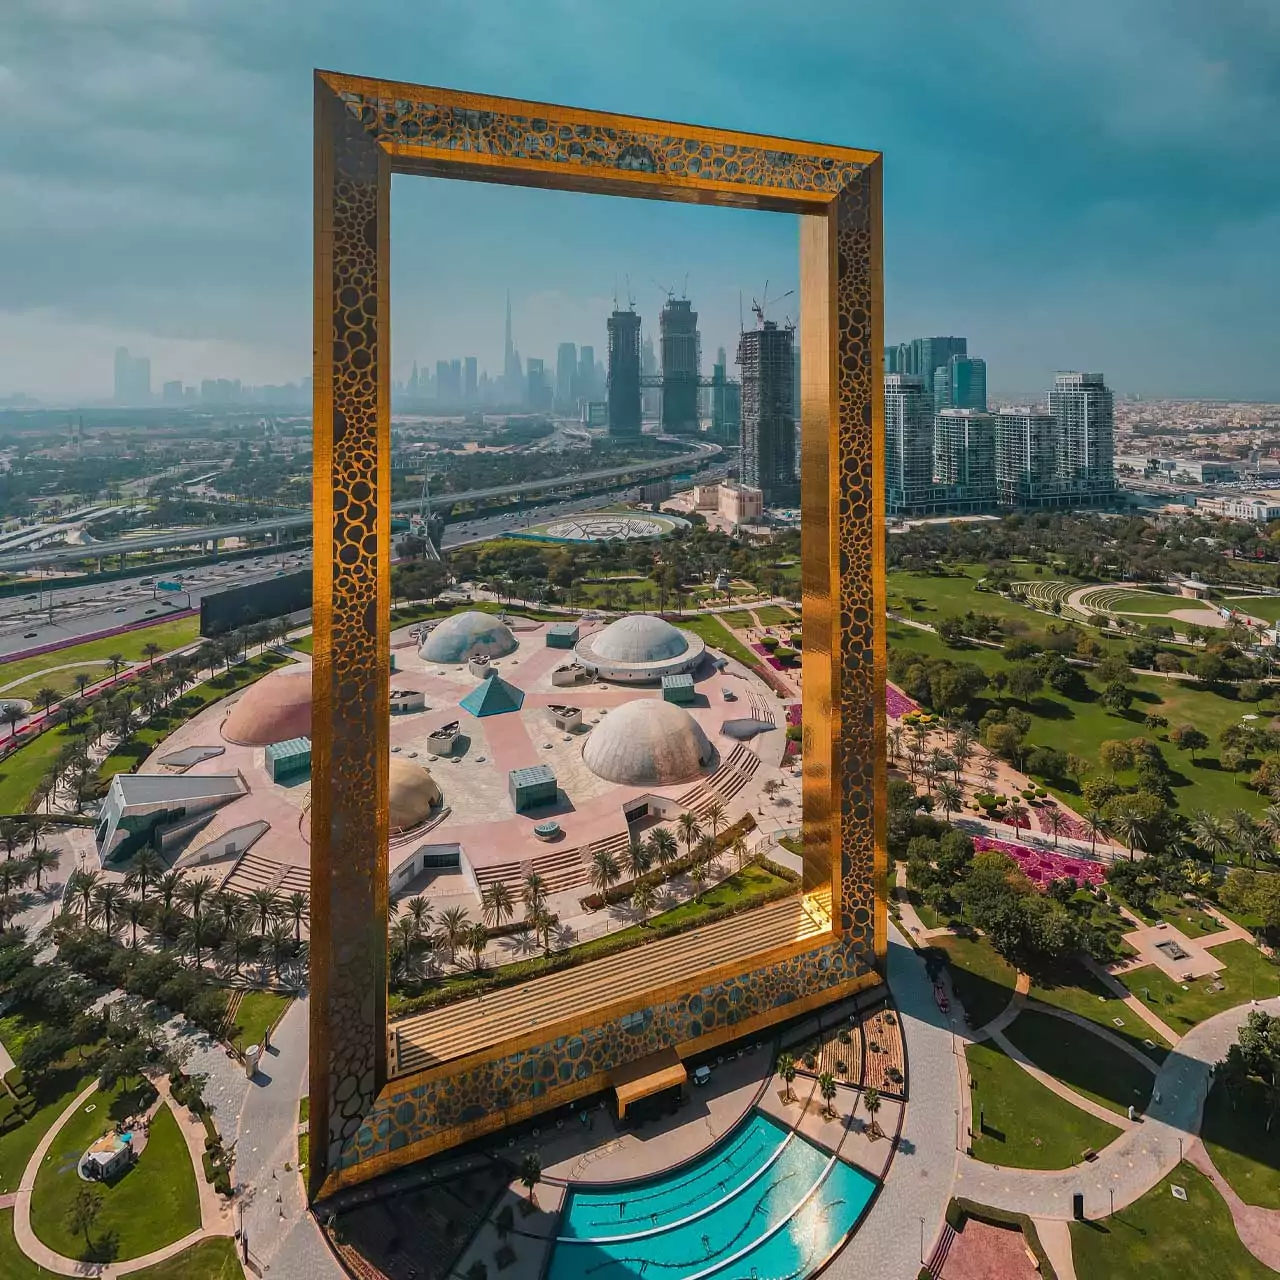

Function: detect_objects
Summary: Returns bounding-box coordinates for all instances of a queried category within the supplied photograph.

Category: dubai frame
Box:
[309,68,887,1201]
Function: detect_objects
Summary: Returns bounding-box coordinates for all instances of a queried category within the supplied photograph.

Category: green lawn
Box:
[1118,891,1225,936]
[289,634,313,653]
[128,1237,243,1280]
[2,662,118,701]
[1001,1008,1156,1116]
[0,1209,47,1279]
[31,1089,200,1263]
[0,1065,101,1196]
[1070,1161,1275,1280]
[717,610,756,629]
[1090,588,1203,616]
[754,605,799,625]
[967,1039,1122,1169]
[230,991,291,1053]
[1201,1075,1280,1210]
[1026,960,1170,1059]
[888,565,1071,631]
[670,613,767,672]
[1222,595,1280,624]
[0,616,200,691]
[0,721,79,814]
[1116,941,1280,1031]
[888,622,1270,821]
[933,933,1018,1029]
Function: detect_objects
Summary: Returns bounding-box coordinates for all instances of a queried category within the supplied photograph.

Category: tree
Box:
[1041,805,1067,848]
[437,905,471,965]
[27,845,57,891]
[862,1086,883,1140]
[936,781,962,822]
[1169,723,1209,763]
[465,922,489,972]
[649,828,678,873]
[286,890,310,942]
[68,1185,103,1252]
[1101,680,1135,715]
[818,1071,838,1119]
[1006,662,1043,706]
[125,845,164,900]
[247,887,283,937]
[519,1152,542,1205]
[632,879,655,925]
[777,1051,797,1103]
[35,685,59,717]
[589,848,620,898]
[623,838,651,884]
[1189,811,1233,866]
[142,640,163,668]
[481,881,514,929]
[677,812,702,862]
[703,800,726,847]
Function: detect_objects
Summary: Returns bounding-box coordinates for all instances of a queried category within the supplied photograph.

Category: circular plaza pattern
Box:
[523,510,690,542]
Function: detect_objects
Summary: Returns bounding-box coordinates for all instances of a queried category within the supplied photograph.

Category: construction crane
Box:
[750,279,794,327]
[651,276,675,303]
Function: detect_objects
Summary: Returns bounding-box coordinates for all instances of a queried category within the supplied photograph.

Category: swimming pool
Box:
[547,1111,876,1279]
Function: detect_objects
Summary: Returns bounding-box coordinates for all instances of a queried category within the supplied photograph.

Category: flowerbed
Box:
[886,683,920,719]
[973,835,1106,889]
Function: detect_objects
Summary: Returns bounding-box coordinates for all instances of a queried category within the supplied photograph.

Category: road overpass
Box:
[0,442,723,572]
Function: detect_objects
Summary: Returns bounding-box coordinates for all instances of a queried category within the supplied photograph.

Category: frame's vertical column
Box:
[830,162,888,964]
[799,212,838,909]
[310,76,392,1201]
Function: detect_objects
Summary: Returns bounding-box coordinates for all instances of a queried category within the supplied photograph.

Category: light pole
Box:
[919,1217,925,1265]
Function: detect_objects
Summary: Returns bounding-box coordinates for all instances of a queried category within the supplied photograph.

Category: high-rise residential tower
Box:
[113,347,151,404]
[577,345,595,402]
[884,374,937,515]
[1049,372,1115,496]
[995,408,1058,508]
[606,308,642,437]
[737,320,797,506]
[934,408,996,510]
[659,297,701,434]
[933,355,987,411]
[463,357,477,404]
[640,333,659,419]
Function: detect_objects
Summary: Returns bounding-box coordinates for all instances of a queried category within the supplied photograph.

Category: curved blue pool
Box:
[547,1111,876,1279]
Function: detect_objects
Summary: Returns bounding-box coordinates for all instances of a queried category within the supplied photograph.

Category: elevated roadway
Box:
[0,442,722,572]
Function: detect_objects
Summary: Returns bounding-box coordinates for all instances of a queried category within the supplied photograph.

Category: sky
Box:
[1,0,1278,403]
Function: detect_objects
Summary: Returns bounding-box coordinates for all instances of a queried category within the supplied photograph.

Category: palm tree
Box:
[219,917,256,975]
[0,820,21,860]
[1042,805,1067,848]
[632,879,656,925]
[69,867,100,924]
[35,686,59,718]
[623,838,651,884]
[27,845,57,891]
[1007,800,1029,834]
[247,887,283,937]
[465,922,489,972]
[887,724,903,761]
[1082,807,1107,858]
[589,848,620,898]
[125,845,165,900]
[107,653,126,681]
[390,916,421,981]
[777,1051,797,1103]
[862,1085,883,1139]
[703,800,726,849]
[92,882,125,936]
[0,704,22,740]
[142,641,162,668]
[677,812,702,864]
[286,890,310,942]
[531,905,559,957]
[119,896,149,949]
[818,1071,838,1120]
[731,835,750,874]
[155,869,185,913]
[437,905,470,965]
[1111,804,1144,861]
[521,873,547,922]
[936,781,963,823]
[177,874,214,932]
[649,828,678,874]
[519,1152,541,1206]
[481,882,514,929]
[265,920,293,980]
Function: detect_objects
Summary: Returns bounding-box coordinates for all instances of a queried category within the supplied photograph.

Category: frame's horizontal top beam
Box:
[317,70,879,205]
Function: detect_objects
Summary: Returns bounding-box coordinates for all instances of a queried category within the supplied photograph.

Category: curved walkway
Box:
[12,1075,232,1277]
[953,995,1280,1221]
[0,657,115,695]
[1187,1135,1280,1272]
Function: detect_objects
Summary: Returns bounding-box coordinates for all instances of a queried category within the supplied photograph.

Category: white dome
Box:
[582,699,713,786]
[419,611,517,664]
[589,615,690,664]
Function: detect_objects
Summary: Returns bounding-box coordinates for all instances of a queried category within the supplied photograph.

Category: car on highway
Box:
[23,631,37,638]
[113,606,126,613]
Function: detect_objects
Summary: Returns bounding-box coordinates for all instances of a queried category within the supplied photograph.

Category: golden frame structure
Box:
[310,68,886,1201]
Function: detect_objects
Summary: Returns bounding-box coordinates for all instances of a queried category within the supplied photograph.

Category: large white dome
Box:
[419,610,517,664]
[589,615,690,664]
[582,699,713,786]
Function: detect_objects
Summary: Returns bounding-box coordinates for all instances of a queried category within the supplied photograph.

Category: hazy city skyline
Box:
[3,0,1278,403]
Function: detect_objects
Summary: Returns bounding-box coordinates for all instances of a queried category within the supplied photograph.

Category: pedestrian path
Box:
[1187,1135,1280,1272]
[1080,953,1181,1044]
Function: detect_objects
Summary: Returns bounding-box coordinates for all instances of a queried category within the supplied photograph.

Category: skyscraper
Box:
[995,408,1057,508]
[934,409,996,509]
[933,355,987,411]
[640,333,659,419]
[162,380,184,404]
[435,360,450,402]
[884,374,936,515]
[606,308,642,437]
[555,342,578,412]
[659,297,700,435]
[463,356,477,404]
[113,347,151,404]
[737,320,797,506]
[710,359,740,444]
[1049,372,1115,496]
[526,358,551,411]
[577,345,595,402]
[503,291,523,404]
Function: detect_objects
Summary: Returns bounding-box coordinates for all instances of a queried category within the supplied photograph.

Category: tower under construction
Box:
[659,297,701,435]
[738,319,798,506]
[606,308,642,437]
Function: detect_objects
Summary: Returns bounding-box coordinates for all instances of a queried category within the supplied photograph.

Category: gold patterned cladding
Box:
[310,68,885,1202]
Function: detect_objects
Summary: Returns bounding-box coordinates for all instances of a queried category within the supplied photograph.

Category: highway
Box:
[0,442,721,572]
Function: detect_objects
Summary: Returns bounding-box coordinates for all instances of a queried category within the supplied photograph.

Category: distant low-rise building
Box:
[1196,492,1280,521]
